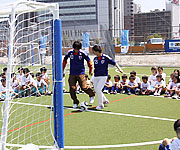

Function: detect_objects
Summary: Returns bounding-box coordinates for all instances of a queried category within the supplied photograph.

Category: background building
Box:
[134,1,179,43]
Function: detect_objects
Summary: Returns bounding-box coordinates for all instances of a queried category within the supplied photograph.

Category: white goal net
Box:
[0,1,61,149]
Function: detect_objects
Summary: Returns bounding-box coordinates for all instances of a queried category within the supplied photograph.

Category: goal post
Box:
[0,1,64,149]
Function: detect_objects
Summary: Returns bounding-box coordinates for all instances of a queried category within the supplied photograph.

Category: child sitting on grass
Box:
[165,76,179,98]
[111,75,120,94]
[127,75,138,95]
[154,74,165,96]
[140,75,151,95]
[149,66,157,93]
[130,71,141,88]
[103,75,112,94]
[120,74,128,94]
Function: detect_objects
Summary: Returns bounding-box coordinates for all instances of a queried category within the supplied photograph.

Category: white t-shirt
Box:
[141,82,150,90]
[135,76,141,84]
[167,82,177,89]
[10,79,19,90]
[169,138,180,150]
[42,73,49,80]
[35,79,46,88]
[128,81,137,87]
[120,79,129,85]
[0,84,6,93]
[16,73,24,83]
[159,73,166,87]
[155,81,164,87]
[105,80,112,86]
[21,74,32,86]
[149,74,157,87]
[113,81,121,86]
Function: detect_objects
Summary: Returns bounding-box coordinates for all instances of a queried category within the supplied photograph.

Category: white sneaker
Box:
[73,104,78,109]
[154,91,158,96]
[96,105,104,110]
[103,100,109,104]
[89,96,95,104]
[172,94,178,99]
[103,90,109,94]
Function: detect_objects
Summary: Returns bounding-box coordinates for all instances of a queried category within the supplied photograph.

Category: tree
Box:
[147,33,162,40]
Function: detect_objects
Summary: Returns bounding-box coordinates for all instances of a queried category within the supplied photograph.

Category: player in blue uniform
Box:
[63,41,95,108]
[92,45,123,109]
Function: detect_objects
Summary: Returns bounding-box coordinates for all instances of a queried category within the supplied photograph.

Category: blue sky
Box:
[1,0,167,12]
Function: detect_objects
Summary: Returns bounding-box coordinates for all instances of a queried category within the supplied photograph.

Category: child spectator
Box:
[3,67,7,75]
[159,119,180,150]
[127,75,138,95]
[120,74,128,94]
[130,71,141,87]
[21,68,33,96]
[11,73,20,94]
[154,74,164,96]
[34,72,48,96]
[111,75,120,94]
[174,69,180,77]
[16,67,24,84]
[172,77,180,99]
[140,75,151,95]
[149,66,157,93]
[165,76,179,98]
[168,73,175,84]
[40,67,50,88]
[103,75,112,94]
[0,78,18,100]
[158,66,166,87]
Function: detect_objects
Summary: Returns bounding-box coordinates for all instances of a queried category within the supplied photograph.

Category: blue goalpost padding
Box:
[52,19,64,149]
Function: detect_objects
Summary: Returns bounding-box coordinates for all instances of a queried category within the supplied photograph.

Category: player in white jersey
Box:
[21,68,33,96]
[16,67,24,85]
[130,71,141,88]
[120,74,129,94]
[140,75,151,95]
[149,66,157,93]
[10,73,20,94]
[159,119,180,150]
[165,76,178,98]
[32,72,48,96]
[158,66,166,87]
[154,74,165,96]
[127,75,138,95]
[0,78,18,100]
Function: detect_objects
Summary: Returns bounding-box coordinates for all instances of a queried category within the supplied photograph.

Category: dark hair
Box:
[3,67,7,72]
[151,66,157,71]
[85,74,88,78]
[129,75,135,80]
[92,45,102,53]
[173,75,179,83]
[114,75,120,80]
[122,74,127,79]
[23,68,30,74]
[174,119,180,131]
[174,69,180,76]
[40,67,47,72]
[18,67,23,72]
[72,41,82,50]
[158,66,163,71]
[36,72,42,77]
[11,73,16,78]
[30,73,34,78]
[130,71,136,76]
[1,73,6,78]
[1,78,6,83]
[107,75,111,79]
[156,74,162,78]
[142,75,148,80]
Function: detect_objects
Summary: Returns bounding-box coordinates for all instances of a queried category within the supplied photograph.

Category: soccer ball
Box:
[80,101,88,111]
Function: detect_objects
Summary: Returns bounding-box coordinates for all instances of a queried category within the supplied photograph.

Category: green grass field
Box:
[0,66,180,150]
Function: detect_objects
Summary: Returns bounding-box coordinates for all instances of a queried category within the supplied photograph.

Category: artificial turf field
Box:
[0,66,180,150]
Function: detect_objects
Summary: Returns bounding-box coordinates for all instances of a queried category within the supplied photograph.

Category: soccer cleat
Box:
[103,100,109,105]
[172,94,178,99]
[73,104,78,109]
[103,90,109,94]
[154,91,158,96]
[89,96,95,104]
[96,105,104,110]
[128,91,131,95]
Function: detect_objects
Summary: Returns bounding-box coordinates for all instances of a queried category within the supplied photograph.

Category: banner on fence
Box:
[121,30,129,54]
[82,32,90,54]
[165,39,180,52]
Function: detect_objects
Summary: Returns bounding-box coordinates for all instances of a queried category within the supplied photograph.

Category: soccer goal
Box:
[0,1,64,150]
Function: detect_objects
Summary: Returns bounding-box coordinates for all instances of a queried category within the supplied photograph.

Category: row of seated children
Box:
[102,67,180,97]
[0,67,51,101]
